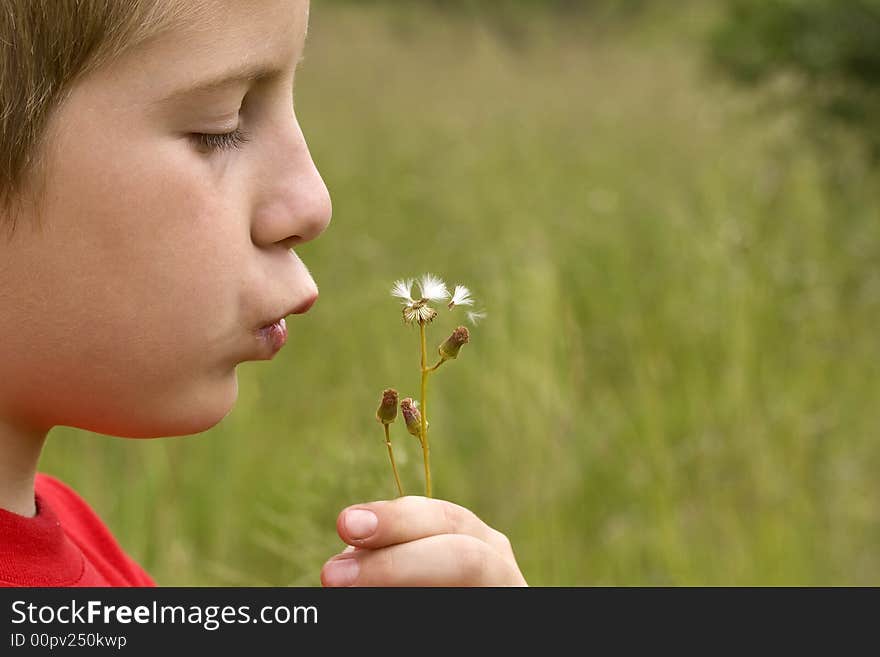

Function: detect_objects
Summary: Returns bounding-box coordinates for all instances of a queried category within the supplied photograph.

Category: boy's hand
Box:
[321,496,527,586]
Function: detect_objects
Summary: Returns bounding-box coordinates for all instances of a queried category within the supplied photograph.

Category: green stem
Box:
[383,423,404,497]
[419,320,432,498]
[425,358,446,373]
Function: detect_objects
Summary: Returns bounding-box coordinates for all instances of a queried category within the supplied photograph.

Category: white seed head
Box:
[417,273,449,302]
[402,303,437,325]
[448,285,474,309]
[393,274,447,324]
[391,278,415,304]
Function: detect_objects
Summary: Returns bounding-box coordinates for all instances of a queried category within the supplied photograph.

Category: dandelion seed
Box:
[391,279,415,304]
[417,273,449,302]
[447,285,474,309]
[466,309,487,326]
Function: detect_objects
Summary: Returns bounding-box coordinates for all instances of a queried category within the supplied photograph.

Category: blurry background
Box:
[43,0,880,585]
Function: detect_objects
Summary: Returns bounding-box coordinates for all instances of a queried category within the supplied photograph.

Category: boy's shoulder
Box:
[34,472,146,565]
[34,471,108,539]
[0,472,155,587]
[34,472,155,586]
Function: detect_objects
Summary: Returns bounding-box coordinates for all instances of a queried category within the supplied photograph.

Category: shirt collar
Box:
[0,491,84,586]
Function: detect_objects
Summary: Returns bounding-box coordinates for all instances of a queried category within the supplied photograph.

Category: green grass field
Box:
[42,3,880,585]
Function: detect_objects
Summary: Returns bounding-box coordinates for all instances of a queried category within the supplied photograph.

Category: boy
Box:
[0,0,526,587]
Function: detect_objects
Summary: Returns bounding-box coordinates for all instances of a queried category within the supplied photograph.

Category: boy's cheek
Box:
[1,322,240,438]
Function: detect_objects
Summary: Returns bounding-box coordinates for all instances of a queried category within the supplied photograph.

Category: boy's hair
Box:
[0,0,204,236]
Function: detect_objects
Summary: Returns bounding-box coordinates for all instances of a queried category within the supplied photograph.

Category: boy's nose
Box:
[251,121,332,248]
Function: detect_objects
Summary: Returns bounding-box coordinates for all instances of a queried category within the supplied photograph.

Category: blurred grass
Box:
[41,3,880,585]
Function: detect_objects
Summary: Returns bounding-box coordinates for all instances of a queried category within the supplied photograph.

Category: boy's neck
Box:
[0,418,48,517]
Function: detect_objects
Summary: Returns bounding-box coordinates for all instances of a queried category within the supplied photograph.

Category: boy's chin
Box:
[81,373,240,439]
[144,373,239,438]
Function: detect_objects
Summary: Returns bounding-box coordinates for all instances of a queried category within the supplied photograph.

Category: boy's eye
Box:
[192,127,250,152]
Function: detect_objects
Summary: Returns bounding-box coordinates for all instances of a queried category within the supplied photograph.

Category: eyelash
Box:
[193,127,251,152]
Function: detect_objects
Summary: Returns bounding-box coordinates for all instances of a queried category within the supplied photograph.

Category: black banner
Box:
[1,587,876,652]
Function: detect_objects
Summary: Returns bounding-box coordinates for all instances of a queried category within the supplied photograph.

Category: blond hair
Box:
[0,0,204,236]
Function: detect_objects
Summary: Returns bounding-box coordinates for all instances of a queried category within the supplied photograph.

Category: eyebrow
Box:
[153,60,295,106]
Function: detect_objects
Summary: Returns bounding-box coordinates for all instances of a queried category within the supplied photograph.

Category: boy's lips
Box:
[251,292,318,359]
[257,292,318,330]
[256,317,288,357]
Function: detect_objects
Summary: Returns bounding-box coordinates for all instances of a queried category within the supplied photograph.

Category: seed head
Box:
[438,326,470,360]
[376,388,398,424]
[393,275,447,325]
[402,300,438,325]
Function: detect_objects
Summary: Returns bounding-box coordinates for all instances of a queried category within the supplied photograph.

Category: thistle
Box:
[376,273,483,497]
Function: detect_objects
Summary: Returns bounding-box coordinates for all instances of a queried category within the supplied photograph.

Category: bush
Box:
[711,0,880,159]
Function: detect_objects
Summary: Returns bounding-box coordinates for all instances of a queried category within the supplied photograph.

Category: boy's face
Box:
[0,0,330,437]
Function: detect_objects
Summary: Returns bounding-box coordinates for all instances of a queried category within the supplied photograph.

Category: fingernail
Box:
[345,509,378,539]
[323,556,359,587]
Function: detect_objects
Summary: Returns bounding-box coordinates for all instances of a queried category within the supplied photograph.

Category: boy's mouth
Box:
[256,292,318,330]
[251,292,317,358]
[256,318,288,356]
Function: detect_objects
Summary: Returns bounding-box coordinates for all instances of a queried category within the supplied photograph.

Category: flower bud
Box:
[376,388,398,424]
[400,397,424,438]
[438,326,470,361]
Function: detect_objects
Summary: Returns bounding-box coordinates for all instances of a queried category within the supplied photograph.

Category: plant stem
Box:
[419,320,432,498]
[426,358,445,373]
[383,423,404,497]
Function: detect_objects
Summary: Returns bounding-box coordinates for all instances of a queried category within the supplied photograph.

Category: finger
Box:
[328,545,360,560]
[336,496,509,554]
[321,534,526,587]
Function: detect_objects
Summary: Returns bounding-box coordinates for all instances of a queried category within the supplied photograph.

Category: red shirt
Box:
[0,473,155,587]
